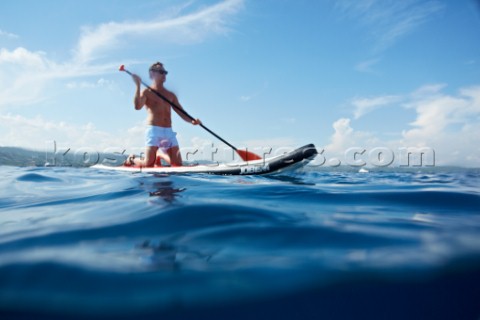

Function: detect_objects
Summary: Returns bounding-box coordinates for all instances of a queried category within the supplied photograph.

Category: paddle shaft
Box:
[124,69,239,151]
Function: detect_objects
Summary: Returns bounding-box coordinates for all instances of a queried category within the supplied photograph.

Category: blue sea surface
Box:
[0,163,480,319]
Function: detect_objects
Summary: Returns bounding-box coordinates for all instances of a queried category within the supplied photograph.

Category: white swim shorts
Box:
[145,125,179,151]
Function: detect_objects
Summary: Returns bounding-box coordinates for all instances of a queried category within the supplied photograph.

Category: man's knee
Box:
[144,147,158,167]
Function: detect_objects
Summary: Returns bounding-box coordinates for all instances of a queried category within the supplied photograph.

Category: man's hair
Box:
[149,62,164,72]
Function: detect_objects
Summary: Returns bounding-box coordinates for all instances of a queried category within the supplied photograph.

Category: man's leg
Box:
[143,146,159,167]
[167,146,182,166]
[127,146,158,167]
[155,151,171,166]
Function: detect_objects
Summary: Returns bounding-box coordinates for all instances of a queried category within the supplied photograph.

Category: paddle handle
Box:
[121,67,238,151]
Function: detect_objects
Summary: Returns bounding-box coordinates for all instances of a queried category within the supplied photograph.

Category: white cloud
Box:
[402,85,480,146]
[0,47,53,107]
[355,58,380,73]
[376,1,444,51]
[0,0,245,113]
[0,29,19,39]
[410,83,447,97]
[66,78,116,90]
[0,47,118,109]
[341,0,444,73]
[0,47,48,67]
[240,80,269,102]
[352,94,402,119]
[325,118,380,157]
[326,118,353,156]
[336,0,444,52]
[0,1,244,111]
[0,113,145,152]
[75,0,244,63]
[328,84,480,167]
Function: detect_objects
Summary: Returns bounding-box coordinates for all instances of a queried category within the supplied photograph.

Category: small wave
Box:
[16,173,62,182]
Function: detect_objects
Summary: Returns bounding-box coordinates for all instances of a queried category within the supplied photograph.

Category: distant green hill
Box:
[0,147,47,166]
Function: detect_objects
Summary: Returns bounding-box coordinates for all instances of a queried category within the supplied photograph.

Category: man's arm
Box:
[172,94,201,125]
[132,74,147,110]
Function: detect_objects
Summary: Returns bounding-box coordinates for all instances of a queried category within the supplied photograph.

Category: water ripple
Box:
[0,165,479,317]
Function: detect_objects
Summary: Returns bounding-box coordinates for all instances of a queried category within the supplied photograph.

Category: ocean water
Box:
[0,160,480,319]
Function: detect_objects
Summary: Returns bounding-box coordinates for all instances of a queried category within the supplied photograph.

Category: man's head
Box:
[149,62,168,83]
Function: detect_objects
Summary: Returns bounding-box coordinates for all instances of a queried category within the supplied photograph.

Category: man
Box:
[125,62,201,167]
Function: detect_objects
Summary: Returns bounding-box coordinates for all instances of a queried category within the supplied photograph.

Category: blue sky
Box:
[0,0,479,166]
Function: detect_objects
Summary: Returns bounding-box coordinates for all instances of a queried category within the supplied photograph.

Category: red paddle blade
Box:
[119,64,125,72]
[237,149,262,161]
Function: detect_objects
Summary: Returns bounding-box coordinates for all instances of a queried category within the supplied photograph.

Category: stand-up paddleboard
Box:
[92,144,318,175]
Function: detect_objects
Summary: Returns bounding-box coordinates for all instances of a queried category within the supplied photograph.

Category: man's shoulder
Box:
[162,89,178,102]
[164,88,176,98]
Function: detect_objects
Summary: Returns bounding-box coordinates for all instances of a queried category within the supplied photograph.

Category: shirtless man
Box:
[125,62,201,167]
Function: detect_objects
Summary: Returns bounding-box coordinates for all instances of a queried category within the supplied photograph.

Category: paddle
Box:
[119,65,262,161]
